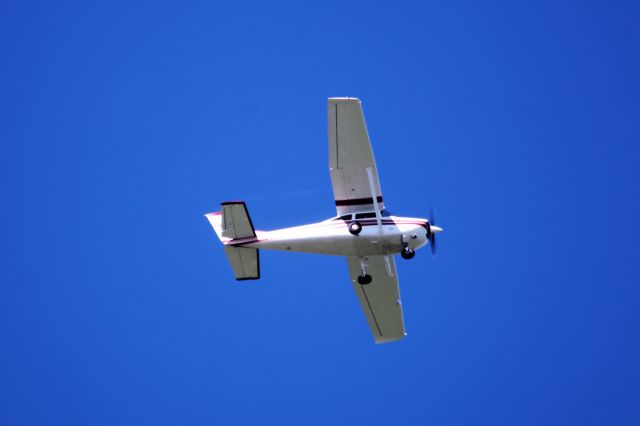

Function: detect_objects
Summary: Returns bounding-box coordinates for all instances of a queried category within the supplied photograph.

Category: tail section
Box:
[205,201,260,281]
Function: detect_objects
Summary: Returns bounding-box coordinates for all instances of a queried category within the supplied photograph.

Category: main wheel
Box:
[401,247,415,260]
[357,274,372,285]
[348,221,362,235]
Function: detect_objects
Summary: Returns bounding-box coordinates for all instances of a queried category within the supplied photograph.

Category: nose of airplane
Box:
[431,225,443,234]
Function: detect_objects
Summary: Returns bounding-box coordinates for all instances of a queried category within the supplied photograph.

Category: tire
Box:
[348,221,362,235]
[401,247,415,260]
[357,274,372,285]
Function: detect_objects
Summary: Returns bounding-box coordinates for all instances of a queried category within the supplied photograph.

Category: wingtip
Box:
[374,333,407,344]
[328,97,361,104]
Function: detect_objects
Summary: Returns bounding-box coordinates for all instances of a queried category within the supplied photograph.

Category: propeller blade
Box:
[429,208,438,255]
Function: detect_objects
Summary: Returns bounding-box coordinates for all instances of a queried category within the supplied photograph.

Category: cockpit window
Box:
[355,212,377,219]
[333,211,392,221]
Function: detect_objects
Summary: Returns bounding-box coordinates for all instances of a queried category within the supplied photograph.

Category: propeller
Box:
[427,209,442,255]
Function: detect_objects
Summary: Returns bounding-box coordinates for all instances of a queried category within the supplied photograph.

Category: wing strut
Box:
[365,166,394,277]
[384,256,394,277]
[366,166,384,236]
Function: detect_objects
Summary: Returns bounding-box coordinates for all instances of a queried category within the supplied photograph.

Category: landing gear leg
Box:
[401,246,415,260]
[357,257,372,285]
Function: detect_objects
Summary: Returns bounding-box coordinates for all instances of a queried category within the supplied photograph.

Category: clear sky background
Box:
[2,1,639,425]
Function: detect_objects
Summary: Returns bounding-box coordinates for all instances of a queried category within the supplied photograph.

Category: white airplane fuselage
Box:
[225,215,436,257]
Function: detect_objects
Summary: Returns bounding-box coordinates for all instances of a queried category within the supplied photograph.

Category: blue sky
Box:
[2,1,639,425]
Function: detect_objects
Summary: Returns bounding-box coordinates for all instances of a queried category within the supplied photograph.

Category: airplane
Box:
[205,97,442,343]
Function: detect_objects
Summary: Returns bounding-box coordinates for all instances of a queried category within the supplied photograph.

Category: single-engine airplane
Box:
[206,97,442,343]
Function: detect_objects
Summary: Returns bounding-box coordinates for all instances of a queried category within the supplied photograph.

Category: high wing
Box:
[346,256,406,343]
[328,98,385,216]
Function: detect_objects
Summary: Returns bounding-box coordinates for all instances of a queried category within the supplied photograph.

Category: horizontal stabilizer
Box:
[206,201,261,280]
[221,201,256,240]
[224,246,260,280]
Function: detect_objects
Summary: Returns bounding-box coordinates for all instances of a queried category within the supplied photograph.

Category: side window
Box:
[355,212,376,219]
[335,214,352,221]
